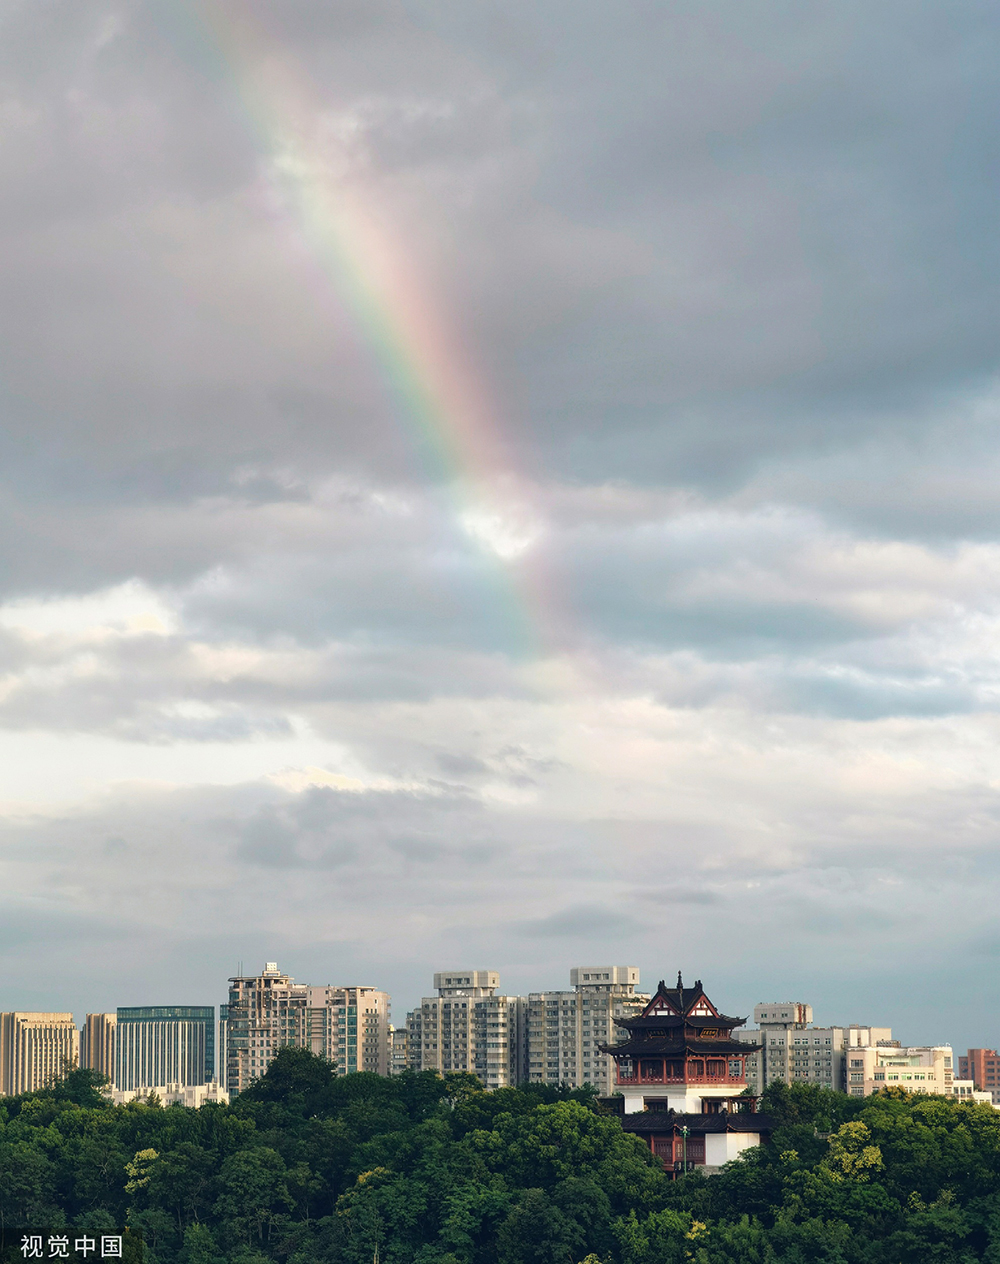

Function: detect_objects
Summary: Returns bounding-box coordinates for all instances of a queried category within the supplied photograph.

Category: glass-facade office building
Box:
[115,1006,215,1090]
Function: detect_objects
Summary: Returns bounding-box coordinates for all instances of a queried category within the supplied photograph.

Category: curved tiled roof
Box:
[620,1111,774,1135]
[600,1036,760,1056]
[615,1013,748,1031]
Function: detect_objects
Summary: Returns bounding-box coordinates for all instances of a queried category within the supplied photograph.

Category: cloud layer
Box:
[0,0,998,1049]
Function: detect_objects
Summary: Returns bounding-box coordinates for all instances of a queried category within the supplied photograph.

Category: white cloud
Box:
[0,579,178,639]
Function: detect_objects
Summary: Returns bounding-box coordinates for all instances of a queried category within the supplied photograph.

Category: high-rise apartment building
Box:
[218,1005,228,1089]
[389,1025,409,1075]
[302,985,390,1075]
[959,1049,1000,1105]
[0,1013,79,1096]
[225,963,390,1095]
[115,1007,215,1092]
[737,1002,892,1093]
[80,1013,117,1081]
[406,971,527,1088]
[525,967,648,1090]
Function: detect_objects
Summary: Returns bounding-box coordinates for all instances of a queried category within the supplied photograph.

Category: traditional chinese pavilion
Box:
[601,973,772,1174]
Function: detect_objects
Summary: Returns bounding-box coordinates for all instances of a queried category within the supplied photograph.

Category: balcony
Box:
[616,1057,746,1086]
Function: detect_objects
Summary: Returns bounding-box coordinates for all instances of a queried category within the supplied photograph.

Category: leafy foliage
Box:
[3,1062,1000,1262]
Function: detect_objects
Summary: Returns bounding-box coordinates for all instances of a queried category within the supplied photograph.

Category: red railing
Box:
[616,1061,745,1086]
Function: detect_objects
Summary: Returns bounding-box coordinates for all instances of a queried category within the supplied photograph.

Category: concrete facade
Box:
[846,1044,954,1097]
[226,963,390,1095]
[406,971,527,1088]
[0,1012,79,1096]
[738,1002,892,1093]
[525,967,648,1091]
[80,1013,117,1082]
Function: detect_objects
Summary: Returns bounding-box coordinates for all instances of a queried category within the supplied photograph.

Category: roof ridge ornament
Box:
[677,971,683,989]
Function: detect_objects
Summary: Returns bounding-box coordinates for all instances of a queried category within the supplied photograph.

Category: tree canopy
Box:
[2,1057,1000,1262]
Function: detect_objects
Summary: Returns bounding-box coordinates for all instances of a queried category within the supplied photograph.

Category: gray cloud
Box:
[0,1,995,510]
[0,0,998,1050]
[518,904,640,939]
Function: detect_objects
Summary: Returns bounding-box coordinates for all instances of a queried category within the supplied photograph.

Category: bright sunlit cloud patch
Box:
[0,580,178,640]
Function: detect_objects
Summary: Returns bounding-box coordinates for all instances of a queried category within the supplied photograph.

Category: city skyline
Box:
[2,956,988,1066]
[7,962,997,1113]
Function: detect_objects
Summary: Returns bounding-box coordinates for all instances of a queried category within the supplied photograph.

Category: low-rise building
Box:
[0,1013,79,1096]
[950,1078,994,1105]
[845,1044,954,1097]
[959,1048,1000,1105]
[111,1082,229,1108]
[525,967,648,1090]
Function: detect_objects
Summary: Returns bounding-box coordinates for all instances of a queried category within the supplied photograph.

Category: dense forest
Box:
[3,1051,1000,1262]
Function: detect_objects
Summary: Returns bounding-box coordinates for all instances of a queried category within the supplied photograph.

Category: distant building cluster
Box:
[404,966,647,1091]
[224,963,390,1095]
[736,1000,993,1105]
[3,966,999,1149]
[1,1006,222,1105]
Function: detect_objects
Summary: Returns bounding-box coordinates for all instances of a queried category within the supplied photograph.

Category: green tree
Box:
[0,1139,62,1230]
[496,1188,576,1264]
[213,1146,294,1251]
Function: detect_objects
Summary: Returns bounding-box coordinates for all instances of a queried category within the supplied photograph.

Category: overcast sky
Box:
[2,0,1000,1050]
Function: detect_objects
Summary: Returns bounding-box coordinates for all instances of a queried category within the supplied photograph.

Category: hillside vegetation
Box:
[3,1052,1000,1262]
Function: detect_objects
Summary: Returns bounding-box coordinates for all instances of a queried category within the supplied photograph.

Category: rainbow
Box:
[173,3,563,658]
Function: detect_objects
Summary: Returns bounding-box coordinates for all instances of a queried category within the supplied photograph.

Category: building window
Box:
[685,1136,706,1164]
